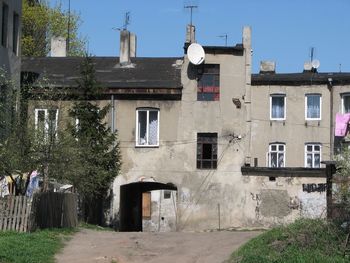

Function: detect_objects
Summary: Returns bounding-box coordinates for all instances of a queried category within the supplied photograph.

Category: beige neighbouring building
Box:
[21,25,350,231]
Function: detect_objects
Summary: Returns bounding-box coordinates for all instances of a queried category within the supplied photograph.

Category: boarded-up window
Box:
[142,192,151,219]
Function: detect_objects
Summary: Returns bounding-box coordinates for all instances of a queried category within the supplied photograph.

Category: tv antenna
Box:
[112,12,131,32]
[218,34,228,46]
[123,12,130,30]
[310,47,315,62]
[184,5,198,26]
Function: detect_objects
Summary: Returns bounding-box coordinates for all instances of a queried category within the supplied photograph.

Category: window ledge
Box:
[135,145,159,148]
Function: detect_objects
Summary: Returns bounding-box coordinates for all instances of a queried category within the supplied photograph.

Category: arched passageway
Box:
[119,182,177,232]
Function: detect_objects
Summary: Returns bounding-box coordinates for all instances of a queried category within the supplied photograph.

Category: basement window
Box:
[164,190,171,199]
[197,64,220,101]
[197,133,218,169]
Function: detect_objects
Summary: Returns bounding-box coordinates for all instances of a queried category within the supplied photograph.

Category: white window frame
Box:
[305,143,321,168]
[34,108,59,138]
[342,94,350,114]
[270,94,286,120]
[135,108,160,147]
[267,143,285,168]
[305,94,322,120]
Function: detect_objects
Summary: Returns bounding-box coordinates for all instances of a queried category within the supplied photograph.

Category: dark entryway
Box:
[119,181,177,232]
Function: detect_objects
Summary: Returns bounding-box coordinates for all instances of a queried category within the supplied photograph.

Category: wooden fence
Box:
[0,195,32,232]
[32,192,78,230]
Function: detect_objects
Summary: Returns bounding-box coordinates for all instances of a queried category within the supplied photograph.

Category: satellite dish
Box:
[312,59,320,69]
[187,43,205,65]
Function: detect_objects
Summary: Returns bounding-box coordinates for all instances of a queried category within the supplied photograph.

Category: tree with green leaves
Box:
[22,0,86,56]
[66,56,121,224]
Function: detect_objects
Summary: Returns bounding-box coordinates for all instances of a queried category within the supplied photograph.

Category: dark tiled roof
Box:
[21,57,183,89]
[252,72,350,86]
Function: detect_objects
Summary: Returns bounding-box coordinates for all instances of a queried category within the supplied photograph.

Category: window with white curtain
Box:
[34,109,59,141]
[268,143,285,167]
[270,94,286,120]
[305,94,321,120]
[305,144,321,168]
[136,108,159,147]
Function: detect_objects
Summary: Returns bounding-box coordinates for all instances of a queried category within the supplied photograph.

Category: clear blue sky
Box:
[52,0,350,73]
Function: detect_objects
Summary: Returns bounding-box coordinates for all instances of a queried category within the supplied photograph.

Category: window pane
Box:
[271,152,277,167]
[314,154,320,168]
[138,111,147,145]
[271,145,276,151]
[278,153,284,167]
[307,145,312,152]
[197,64,220,101]
[314,145,320,151]
[278,145,284,151]
[197,133,217,169]
[271,96,284,119]
[307,154,312,168]
[307,95,320,119]
[48,110,57,138]
[202,143,212,159]
[344,96,350,113]
[148,111,158,145]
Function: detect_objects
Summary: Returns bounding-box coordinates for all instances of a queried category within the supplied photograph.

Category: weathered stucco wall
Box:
[250,84,331,167]
[241,176,327,227]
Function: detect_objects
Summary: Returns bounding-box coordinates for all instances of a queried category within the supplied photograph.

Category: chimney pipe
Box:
[120,30,137,65]
[186,24,196,43]
[259,61,276,74]
[51,37,66,57]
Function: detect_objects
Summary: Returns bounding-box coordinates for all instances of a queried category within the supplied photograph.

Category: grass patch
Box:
[229,219,348,263]
[0,228,76,263]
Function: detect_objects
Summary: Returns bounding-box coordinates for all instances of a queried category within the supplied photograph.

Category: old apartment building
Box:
[21,25,350,231]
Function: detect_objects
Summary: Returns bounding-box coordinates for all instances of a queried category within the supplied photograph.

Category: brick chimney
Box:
[260,61,276,74]
[51,37,66,57]
[185,24,195,43]
[120,30,137,65]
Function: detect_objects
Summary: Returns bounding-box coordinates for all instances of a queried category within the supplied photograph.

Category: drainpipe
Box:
[328,78,334,159]
[111,95,115,133]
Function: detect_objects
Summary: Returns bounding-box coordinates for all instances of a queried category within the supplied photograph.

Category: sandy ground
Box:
[55,229,261,263]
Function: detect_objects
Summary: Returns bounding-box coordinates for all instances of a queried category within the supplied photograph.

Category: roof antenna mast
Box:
[123,11,130,30]
[184,5,198,26]
[218,34,228,46]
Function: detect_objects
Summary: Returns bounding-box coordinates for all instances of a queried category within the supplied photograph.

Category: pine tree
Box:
[68,56,121,224]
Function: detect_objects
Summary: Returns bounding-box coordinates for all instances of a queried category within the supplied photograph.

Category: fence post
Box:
[325,161,336,219]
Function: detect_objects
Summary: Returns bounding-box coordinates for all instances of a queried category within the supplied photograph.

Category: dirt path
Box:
[55,229,261,263]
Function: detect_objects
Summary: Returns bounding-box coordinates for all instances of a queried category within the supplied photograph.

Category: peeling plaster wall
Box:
[241,176,326,227]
